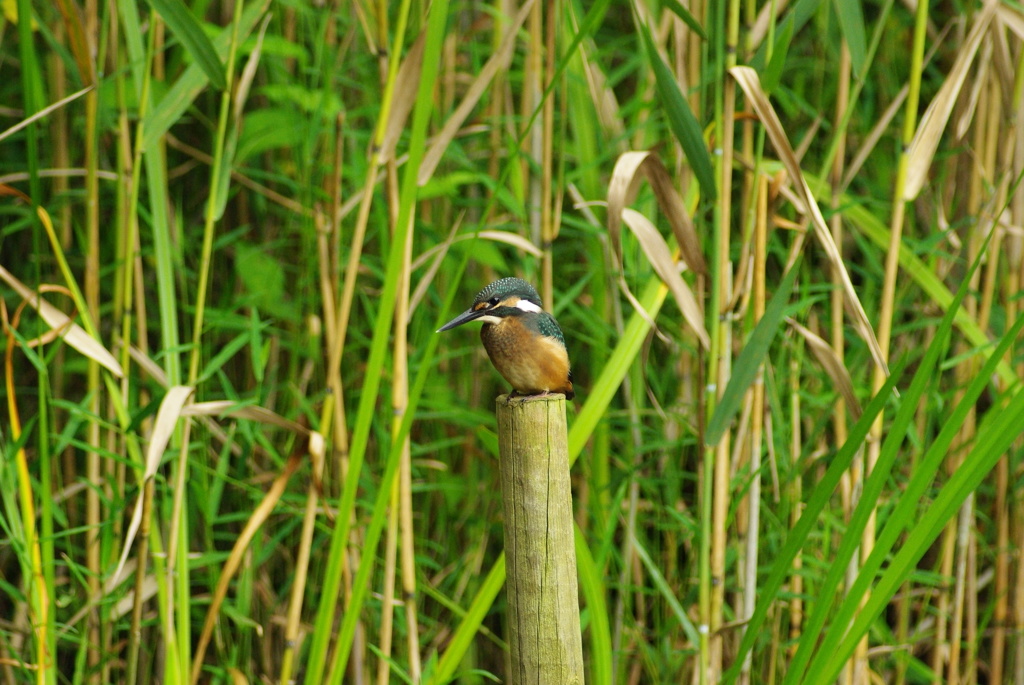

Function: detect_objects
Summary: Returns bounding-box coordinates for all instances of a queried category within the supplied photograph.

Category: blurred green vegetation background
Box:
[1,0,1023,683]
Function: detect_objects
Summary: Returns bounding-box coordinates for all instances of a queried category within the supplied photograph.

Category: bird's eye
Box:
[489,296,500,306]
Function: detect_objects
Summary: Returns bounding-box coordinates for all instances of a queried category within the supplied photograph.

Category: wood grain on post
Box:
[496,393,584,685]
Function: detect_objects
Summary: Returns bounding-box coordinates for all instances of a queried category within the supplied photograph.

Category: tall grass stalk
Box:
[854,0,923,679]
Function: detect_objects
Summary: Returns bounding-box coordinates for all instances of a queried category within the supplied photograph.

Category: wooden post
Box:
[496,393,584,685]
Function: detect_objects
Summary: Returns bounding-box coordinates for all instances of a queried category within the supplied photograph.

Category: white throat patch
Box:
[514,299,542,313]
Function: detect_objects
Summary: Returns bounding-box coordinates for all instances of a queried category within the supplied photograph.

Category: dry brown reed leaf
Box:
[620,208,709,349]
[0,169,119,184]
[111,569,158,620]
[989,22,1016,109]
[0,86,93,146]
[146,386,196,478]
[608,150,707,276]
[127,344,166,383]
[127,345,249,460]
[787,318,862,421]
[904,1,997,201]
[182,401,311,436]
[955,37,991,141]
[111,385,196,585]
[475,229,543,256]
[0,264,123,377]
[569,186,667,336]
[418,0,536,184]
[0,284,76,348]
[233,14,272,129]
[998,3,1024,41]
[412,228,542,272]
[379,33,426,163]
[574,25,625,142]
[729,66,888,375]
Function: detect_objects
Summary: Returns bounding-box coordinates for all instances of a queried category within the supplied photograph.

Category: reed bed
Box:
[1,1,1023,683]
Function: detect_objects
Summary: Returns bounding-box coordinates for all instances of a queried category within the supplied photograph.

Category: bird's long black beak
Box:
[437,307,485,332]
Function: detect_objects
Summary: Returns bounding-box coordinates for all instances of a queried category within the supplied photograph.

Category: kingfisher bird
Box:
[438,277,574,400]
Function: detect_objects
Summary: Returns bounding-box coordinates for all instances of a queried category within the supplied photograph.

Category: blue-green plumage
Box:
[438,278,575,399]
[474,278,542,307]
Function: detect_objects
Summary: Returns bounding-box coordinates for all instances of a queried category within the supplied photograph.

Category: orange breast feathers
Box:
[480,319,573,398]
